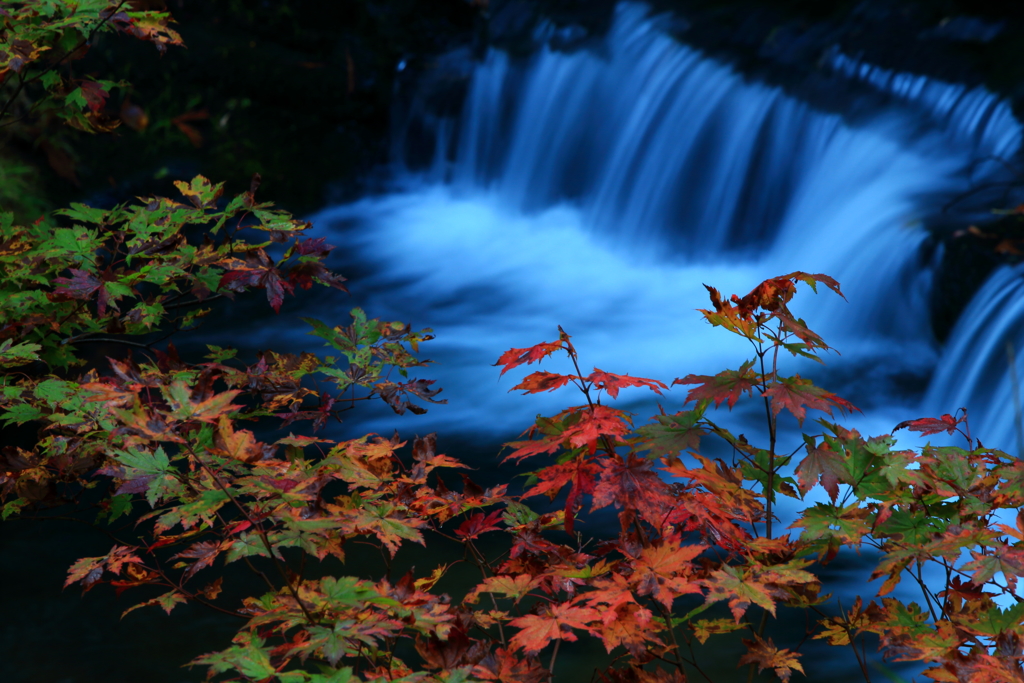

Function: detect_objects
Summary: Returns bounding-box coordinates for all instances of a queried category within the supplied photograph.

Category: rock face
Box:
[484,0,1024,106]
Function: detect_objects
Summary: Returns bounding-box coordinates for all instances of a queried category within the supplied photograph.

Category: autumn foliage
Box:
[6,4,1024,683]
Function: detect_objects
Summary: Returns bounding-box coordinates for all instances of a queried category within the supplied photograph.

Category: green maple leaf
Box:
[154,489,229,532]
[224,531,284,564]
[637,402,708,456]
[192,634,276,678]
[875,509,945,547]
[969,602,1024,636]
[1,403,44,426]
[115,446,171,475]
[349,503,426,556]
[122,590,188,618]
[320,576,397,610]
[790,502,869,548]
[704,565,777,621]
[963,547,1024,586]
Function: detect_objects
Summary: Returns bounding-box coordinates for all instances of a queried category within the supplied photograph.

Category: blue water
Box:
[258,4,1022,452]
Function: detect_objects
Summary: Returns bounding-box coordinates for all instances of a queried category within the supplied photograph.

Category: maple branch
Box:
[36,502,244,622]
[60,335,154,350]
[378,536,389,581]
[914,560,940,623]
[173,466,279,594]
[646,596,686,673]
[146,558,247,620]
[163,293,226,310]
[811,603,872,682]
[547,638,561,680]
[756,341,776,542]
[463,537,508,646]
[680,637,716,683]
[183,441,319,625]
[564,341,621,462]
[746,609,771,683]
[49,300,89,339]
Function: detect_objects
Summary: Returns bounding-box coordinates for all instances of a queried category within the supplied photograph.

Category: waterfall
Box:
[294,2,1021,442]
[925,264,1024,454]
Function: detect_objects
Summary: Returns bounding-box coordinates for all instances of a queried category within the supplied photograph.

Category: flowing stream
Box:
[257,3,1023,452]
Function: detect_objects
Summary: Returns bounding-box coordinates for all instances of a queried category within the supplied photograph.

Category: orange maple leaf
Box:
[509,602,601,655]
[738,635,804,682]
[631,538,705,609]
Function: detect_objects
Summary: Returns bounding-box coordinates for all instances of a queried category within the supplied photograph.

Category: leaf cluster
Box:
[0,0,183,205]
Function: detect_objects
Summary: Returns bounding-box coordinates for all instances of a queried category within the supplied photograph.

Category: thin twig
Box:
[164,293,226,310]
[184,441,318,624]
[547,638,561,680]
[61,335,153,349]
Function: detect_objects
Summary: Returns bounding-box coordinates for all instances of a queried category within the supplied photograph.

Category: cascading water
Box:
[926,264,1024,455]
[231,3,1023,451]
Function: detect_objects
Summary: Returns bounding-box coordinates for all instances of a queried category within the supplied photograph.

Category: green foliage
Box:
[0,1,184,217]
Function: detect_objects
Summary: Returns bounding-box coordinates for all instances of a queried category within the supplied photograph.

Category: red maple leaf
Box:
[731,277,797,317]
[937,575,990,606]
[779,271,844,298]
[79,80,108,113]
[377,378,446,415]
[455,510,505,540]
[776,312,829,351]
[495,328,573,376]
[112,12,184,55]
[171,540,226,580]
[287,260,348,292]
[794,438,847,502]
[416,626,476,671]
[631,538,705,609]
[565,405,632,454]
[495,341,568,376]
[893,413,965,437]
[218,249,295,313]
[504,405,631,462]
[582,573,643,620]
[293,237,335,256]
[511,371,578,394]
[473,647,547,683]
[523,455,600,533]
[674,360,759,408]
[586,369,667,399]
[762,375,857,425]
[53,268,102,300]
[592,454,673,525]
[591,603,660,658]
